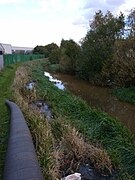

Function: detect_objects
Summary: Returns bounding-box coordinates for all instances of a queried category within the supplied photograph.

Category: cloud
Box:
[0,0,24,4]
[0,0,134,47]
[84,0,103,9]
[81,0,130,23]
[73,17,87,26]
[106,0,125,6]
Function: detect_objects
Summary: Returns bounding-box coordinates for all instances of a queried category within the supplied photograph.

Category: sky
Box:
[0,0,134,48]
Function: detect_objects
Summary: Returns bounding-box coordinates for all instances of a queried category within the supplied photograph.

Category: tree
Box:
[33,45,46,55]
[33,43,59,60]
[102,8,135,87]
[49,48,60,64]
[126,8,135,39]
[77,10,125,81]
[59,39,81,74]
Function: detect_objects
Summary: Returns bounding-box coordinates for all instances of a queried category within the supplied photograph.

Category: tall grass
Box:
[29,59,135,179]
[12,61,113,179]
[0,65,18,180]
[12,65,59,179]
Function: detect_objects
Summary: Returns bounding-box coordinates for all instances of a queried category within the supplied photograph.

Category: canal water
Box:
[45,72,135,134]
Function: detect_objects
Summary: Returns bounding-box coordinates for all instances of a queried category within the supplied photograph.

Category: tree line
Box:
[33,8,135,87]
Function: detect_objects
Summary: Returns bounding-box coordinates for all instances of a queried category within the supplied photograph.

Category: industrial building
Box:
[0,43,33,54]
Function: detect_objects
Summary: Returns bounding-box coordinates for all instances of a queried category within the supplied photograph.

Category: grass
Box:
[0,65,18,180]
[8,59,135,179]
[12,61,113,179]
[113,87,135,105]
[48,64,60,72]
[29,60,135,179]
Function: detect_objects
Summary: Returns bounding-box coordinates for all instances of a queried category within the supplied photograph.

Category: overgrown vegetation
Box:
[113,87,135,105]
[11,60,135,179]
[33,8,135,88]
[0,65,18,179]
[33,43,60,63]
[0,5,134,180]
[1,58,135,179]
[12,60,113,179]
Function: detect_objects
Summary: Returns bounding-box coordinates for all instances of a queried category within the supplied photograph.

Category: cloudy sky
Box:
[0,0,134,47]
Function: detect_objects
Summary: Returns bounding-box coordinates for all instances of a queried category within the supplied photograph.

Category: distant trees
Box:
[33,45,46,55]
[59,39,81,74]
[34,8,135,87]
[33,43,60,63]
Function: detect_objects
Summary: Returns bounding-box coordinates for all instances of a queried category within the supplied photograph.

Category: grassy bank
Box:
[0,60,134,179]
[0,65,18,179]
[12,60,135,179]
[12,61,112,179]
[113,87,135,106]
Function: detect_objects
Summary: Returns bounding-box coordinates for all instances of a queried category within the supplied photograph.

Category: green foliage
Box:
[102,38,135,87]
[33,43,59,60]
[0,65,18,180]
[77,10,125,81]
[113,87,135,105]
[59,39,81,74]
[49,48,60,64]
[31,62,135,179]
[33,45,47,55]
[48,64,60,72]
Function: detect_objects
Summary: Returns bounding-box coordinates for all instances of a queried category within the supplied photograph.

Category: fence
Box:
[4,54,45,66]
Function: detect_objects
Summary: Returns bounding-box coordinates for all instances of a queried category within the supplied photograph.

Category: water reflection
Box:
[26,80,36,90]
[44,72,65,90]
[53,73,135,134]
[31,100,52,121]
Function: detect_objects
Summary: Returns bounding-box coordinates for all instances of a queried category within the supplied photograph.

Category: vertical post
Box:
[0,55,4,70]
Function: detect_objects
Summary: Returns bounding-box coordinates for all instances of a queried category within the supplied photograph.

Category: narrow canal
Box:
[46,72,135,134]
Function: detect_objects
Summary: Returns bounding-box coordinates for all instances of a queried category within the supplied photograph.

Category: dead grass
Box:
[12,65,59,179]
[52,121,112,177]
[11,61,113,179]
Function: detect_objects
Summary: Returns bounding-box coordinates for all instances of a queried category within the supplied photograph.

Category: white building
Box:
[12,46,33,54]
[0,43,33,54]
[0,43,12,54]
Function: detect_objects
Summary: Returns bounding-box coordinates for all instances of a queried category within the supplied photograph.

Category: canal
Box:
[46,72,135,134]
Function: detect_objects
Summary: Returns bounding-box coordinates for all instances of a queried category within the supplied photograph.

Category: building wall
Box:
[0,43,12,54]
[12,46,33,54]
[0,43,33,55]
[0,44,4,54]
[0,55,4,70]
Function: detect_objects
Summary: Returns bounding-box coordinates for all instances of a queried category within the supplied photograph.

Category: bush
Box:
[102,39,135,87]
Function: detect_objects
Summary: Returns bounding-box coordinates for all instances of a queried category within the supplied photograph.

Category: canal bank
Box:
[12,60,135,179]
[2,61,135,179]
